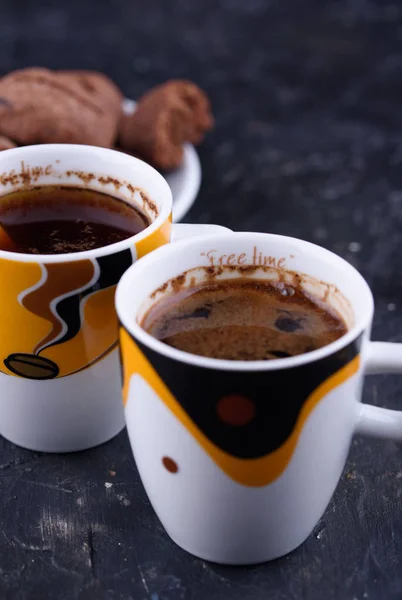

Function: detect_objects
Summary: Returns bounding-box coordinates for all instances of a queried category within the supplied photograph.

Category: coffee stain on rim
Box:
[66,170,95,185]
[146,264,354,330]
[0,163,160,219]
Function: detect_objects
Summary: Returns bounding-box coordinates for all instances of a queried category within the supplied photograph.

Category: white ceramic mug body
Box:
[117,232,402,564]
[0,144,227,452]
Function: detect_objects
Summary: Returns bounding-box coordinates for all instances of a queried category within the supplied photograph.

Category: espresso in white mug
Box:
[117,231,402,565]
[139,269,348,361]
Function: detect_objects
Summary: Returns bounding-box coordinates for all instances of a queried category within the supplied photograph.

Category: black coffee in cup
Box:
[0,186,151,254]
[141,278,348,360]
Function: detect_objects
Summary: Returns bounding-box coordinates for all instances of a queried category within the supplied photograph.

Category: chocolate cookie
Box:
[0,136,16,151]
[0,68,122,148]
[56,70,122,117]
[119,80,214,170]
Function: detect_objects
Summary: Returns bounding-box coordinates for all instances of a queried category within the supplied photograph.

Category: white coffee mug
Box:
[116,231,402,565]
[0,144,227,452]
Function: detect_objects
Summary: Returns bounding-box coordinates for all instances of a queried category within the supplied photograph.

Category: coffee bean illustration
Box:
[4,353,59,380]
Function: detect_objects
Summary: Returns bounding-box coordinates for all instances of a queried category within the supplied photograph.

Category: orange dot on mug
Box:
[162,456,179,473]
[216,394,256,426]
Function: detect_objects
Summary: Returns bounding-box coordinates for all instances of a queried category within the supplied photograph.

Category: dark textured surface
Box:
[1,0,402,598]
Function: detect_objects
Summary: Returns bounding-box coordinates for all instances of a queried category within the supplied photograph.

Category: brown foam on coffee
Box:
[141,278,348,361]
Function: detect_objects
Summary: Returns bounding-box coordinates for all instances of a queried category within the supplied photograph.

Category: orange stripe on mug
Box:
[135,214,172,259]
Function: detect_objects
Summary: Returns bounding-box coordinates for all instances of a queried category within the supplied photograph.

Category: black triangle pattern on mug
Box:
[120,326,362,486]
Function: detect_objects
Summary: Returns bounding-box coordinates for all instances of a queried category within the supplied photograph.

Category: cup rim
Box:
[116,231,374,372]
[0,144,172,263]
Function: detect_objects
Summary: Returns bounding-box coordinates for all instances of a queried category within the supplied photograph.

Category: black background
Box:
[1,0,402,598]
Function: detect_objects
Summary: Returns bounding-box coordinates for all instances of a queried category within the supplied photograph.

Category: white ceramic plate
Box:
[122,99,201,222]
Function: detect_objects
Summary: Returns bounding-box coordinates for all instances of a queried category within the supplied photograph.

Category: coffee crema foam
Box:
[141,272,348,361]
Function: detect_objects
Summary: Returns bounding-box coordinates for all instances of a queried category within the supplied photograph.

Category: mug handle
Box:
[356,342,402,439]
[171,223,232,241]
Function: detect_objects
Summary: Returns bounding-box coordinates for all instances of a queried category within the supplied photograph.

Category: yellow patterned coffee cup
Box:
[0,144,175,452]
